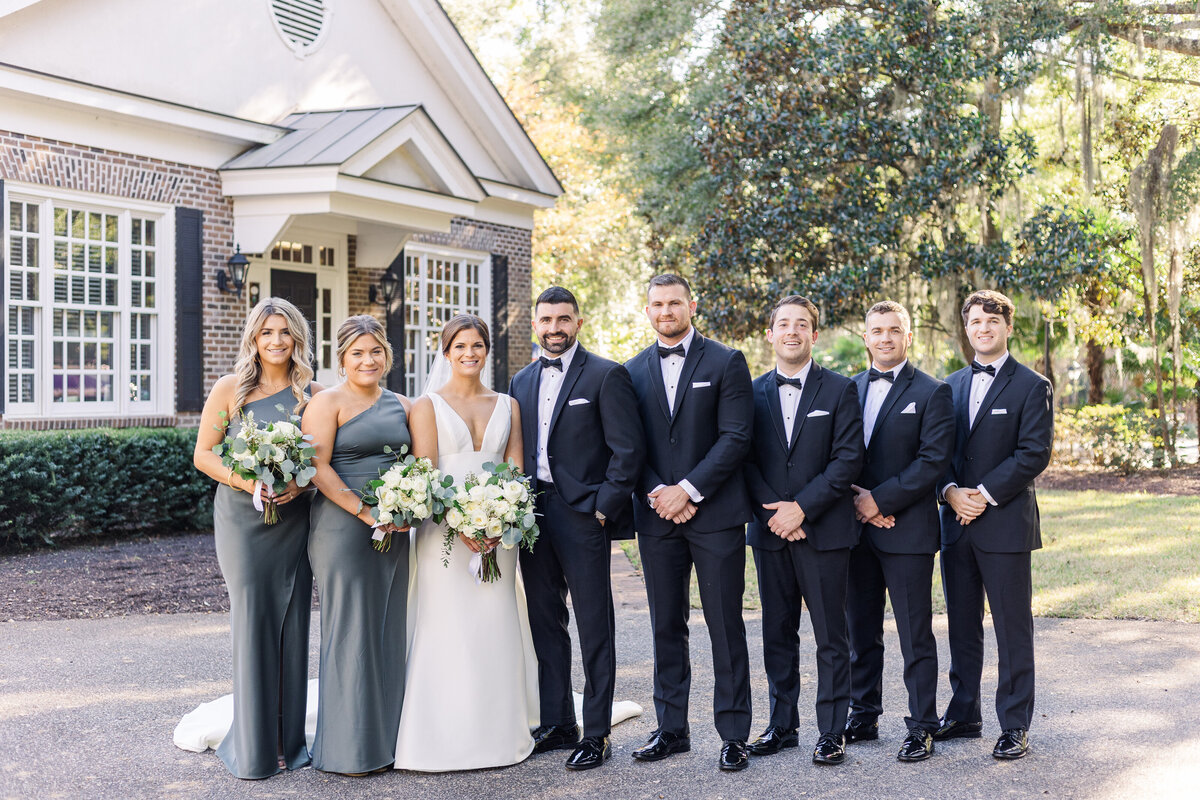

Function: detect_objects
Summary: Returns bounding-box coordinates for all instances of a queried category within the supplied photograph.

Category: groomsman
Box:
[510,286,644,771]
[625,274,755,772]
[744,295,864,766]
[845,301,955,762]
[935,290,1053,760]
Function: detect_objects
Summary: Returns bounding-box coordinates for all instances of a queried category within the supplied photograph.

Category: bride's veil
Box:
[422,352,452,396]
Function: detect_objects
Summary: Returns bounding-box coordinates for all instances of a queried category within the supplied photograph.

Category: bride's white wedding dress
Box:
[392,391,538,771]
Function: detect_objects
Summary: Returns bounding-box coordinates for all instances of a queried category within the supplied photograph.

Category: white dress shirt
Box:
[654,327,702,503]
[862,360,906,448]
[776,359,813,443]
[945,351,1009,506]
[536,341,578,483]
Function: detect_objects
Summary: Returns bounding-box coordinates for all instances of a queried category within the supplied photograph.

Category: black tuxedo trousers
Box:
[521,488,616,737]
[754,540,851,736]
[637,524,752,741]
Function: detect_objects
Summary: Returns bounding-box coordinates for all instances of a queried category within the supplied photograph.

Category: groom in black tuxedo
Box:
[510,286,644,771]
[625,274,755,772]
[743,295,864,766]
[845,301,955,762]
[935,290,1053,760]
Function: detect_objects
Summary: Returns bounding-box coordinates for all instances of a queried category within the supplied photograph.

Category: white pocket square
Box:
[692,381,712,388]
[807,409,830,417]
[901,402,917,414]
[991,408,1007,415]
[568,398,589,406]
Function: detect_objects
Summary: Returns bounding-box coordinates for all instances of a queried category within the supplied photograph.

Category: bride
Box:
[393,313,538,771]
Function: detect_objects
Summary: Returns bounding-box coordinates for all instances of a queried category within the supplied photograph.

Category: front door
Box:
[271,268,318,372]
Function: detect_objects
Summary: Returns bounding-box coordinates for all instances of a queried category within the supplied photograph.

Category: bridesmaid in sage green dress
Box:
[192,298,323,779]
[302,315,412,775]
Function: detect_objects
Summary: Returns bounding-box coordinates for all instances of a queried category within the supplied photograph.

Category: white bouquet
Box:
[361,445,453,552]
[214,406,316,524]
[441,461,539,584]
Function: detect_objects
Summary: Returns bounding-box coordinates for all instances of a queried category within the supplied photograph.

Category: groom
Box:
[510,286,645,771]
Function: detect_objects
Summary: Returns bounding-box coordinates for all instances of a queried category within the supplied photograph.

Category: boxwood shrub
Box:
[0,427,213,548]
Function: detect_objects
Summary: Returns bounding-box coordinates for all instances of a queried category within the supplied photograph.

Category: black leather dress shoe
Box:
[631,730,691,762]
[747,727,799,756]
[718,739,749,771]
[897,728,934,762]
[812,733,846,765]
[532,723,581,754]
[932,718,983,741]
[565,736,611,771]
[992,728,1028,760]
[844,718,879,744]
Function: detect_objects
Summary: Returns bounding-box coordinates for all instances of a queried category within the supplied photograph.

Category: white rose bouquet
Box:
[441,461,539,584]
[360,444,454,553]
[213,406,317,525]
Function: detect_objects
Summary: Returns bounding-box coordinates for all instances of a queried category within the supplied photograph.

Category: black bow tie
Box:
[657,344,685,358]
[539,356,563,371]
[868,368,894,383]
[971,362,996,376]
[775,373,803,389]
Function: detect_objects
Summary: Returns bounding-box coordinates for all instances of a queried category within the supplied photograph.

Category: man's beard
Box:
[539,333,576,354]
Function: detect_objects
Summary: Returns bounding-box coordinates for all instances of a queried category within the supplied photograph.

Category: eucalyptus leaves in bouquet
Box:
[214,405,317,524]
[441,461,539,584]
[360,444,455,553]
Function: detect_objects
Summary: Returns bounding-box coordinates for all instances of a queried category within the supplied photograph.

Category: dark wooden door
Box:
[270,269,318,366]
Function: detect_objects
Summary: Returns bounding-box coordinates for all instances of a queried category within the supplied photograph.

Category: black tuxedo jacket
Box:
[851,362,955,555]
[625,331,754,536]
[937,356,1053,552]
[744,363,864,552]
[510,345,645,540]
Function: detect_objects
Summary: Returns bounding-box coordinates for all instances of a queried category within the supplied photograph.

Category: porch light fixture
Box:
[369,268,400,307]
[217,245,250,298]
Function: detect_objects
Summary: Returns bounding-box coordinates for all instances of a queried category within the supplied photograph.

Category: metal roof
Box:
[221,105,421,169]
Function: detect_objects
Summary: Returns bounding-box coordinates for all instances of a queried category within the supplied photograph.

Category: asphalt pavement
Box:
[2,545,1199,800]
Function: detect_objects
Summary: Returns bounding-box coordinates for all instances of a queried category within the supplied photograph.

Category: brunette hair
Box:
[647,273,691,298]
[536,286,579,314]
[769,294,820,331]
[961,290,1015,326]
[440,314,491,355]
[232,297,314,413]
[865,300,912,332]
[335,315,393,377]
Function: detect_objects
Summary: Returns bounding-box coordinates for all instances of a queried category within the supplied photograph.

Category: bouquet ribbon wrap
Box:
[252,481,265,513]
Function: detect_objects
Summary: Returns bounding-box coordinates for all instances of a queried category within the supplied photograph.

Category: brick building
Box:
[0,0,560,429]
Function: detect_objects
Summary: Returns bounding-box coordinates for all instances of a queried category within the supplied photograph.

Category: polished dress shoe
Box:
[992,728,1029,760]
[843,718,879,743]
[811,733,846,765]
[565,736,611,771]
[532,723,581,754]
[932,717,983,741]
[747,726,799,756]
[897,728,934,762]
[718,739,749,771]
[631,730,691,762]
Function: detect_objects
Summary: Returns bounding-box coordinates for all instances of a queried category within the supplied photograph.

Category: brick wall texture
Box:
[0,130,535,427]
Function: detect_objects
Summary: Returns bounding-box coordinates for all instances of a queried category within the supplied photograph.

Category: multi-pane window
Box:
[403,247,490,396]
[3,190,171,417]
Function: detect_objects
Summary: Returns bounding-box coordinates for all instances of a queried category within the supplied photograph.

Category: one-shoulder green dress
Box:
[212,387,313,779]
[308,391,411,774]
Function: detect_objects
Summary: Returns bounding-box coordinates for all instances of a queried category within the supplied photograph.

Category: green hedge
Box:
[0,427,214,548]
[1054,404,1165,475]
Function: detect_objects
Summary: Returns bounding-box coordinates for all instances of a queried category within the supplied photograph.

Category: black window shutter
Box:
[175,207,205,413]
[0,179,6,415]
[490,253,509,392]
[386,249,405,393]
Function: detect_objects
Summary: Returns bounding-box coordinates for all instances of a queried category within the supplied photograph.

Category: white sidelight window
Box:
[3,187,174,418]
[402,244,490,397]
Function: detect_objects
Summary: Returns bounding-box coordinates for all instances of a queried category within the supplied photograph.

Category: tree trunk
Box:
[1086,338,1105,404]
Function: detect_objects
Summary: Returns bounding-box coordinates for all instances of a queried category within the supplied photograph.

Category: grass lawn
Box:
[619,489,1200,622]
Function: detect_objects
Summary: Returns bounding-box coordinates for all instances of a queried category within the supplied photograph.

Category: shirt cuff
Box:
[941,482,958,502]
[679,479,704,503]
[976,484,998,506]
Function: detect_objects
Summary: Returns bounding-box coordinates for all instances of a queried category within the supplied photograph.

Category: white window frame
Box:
[403,243,492,397]
[3,182,176,419]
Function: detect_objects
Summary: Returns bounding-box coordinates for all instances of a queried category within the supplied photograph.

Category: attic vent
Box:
[269,0,330,56]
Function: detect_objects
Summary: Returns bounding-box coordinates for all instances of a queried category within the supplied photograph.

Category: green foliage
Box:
[1054,404,1165,474]
[0,428,213,549]
[689,0,1058,336]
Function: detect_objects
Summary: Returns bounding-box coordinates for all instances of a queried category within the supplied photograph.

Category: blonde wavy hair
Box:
[233,297,315,413]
